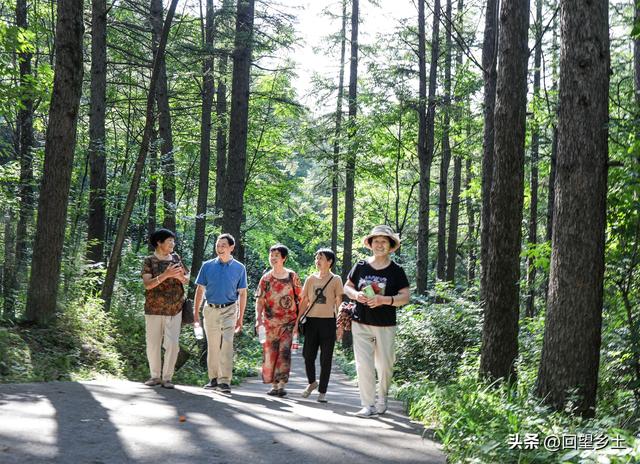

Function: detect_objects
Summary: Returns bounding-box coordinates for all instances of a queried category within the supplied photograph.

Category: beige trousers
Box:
[352,321,397,407]
[203,303,237,384]
[145,312,182,381]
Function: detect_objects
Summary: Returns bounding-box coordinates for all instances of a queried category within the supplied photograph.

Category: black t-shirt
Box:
[347,260,410,326]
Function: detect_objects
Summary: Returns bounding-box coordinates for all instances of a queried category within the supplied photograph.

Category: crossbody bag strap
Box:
[300,275,334,320]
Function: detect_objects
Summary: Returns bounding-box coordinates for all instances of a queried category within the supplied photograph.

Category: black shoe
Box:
[215,383,231,393]
[277,388,287,397]
[203,378,218,389]
[267,387,279,396]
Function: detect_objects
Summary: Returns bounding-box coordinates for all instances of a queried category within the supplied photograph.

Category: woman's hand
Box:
[366,295,387,308]
[355,291,368,305]
[161,263,183,281]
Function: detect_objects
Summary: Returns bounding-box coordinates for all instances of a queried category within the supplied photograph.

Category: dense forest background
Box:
[1,0,639,461]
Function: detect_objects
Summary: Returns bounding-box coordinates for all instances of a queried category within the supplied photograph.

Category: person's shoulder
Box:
[231,258,246,269]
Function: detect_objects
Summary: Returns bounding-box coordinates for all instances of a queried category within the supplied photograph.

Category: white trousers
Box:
[352,321,397,407]
[203,303,238,384]
[145,312,182,381]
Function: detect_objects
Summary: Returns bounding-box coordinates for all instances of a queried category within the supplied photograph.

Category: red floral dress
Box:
[256,271,302,384]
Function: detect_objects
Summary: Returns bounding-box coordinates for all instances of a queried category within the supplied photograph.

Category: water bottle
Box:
[258,325,266,344]
[193,322,204,340]
[292,334,299,354]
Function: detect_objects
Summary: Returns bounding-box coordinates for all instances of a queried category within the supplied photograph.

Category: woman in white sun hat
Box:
[343,225,410,417]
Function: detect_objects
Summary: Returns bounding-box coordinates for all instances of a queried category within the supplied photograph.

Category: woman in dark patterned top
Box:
[141,229,189,389]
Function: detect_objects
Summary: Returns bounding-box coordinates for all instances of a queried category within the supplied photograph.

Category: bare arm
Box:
[193,285,205,324]
[235,288,247,333]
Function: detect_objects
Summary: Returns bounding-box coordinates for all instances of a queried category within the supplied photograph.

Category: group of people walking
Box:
[141,225,410,417]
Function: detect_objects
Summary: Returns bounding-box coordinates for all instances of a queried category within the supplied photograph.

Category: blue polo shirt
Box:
[195,257,248,304]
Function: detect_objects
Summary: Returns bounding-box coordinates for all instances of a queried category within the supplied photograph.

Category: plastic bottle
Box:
[193,322,204,340]
[292,334,299,354]
[258,325,267,344]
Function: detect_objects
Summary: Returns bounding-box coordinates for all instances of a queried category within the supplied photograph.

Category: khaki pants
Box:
[352,321,397,407]
[145,313,182,381]
[203,303,237,384]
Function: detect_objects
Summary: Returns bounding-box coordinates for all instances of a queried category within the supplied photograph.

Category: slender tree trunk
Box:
[3,211,16,320]
[86,0,107,264]
[436,0,453,282]
[479,0,499,302]
[221,0,256,261]
[150,0,176,232]
[525,0,542,317]
[465,157,477,283]
[536,0,609,416]
[101,0,180,311]
[479,0,530,381]
[332,0,347,257]
[147,124,158,248]
[191,0,215,297]
[24,0,84,324]
[341,0,359,281]
[416,0,440,294]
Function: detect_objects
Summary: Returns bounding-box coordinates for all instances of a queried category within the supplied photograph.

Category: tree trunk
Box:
[436,0,453,282]
[101,0,180,312]
[479,0,530,381]
[332,0,347,257]
[147,124,158,249]
[525,0,542,318]
[416,0,440,294]
[341,0,359,281]
[3,211,16,320]
[150,0,176,232]
[191,0,215,298]
[479,0,499,302]
[446,157,461,283]
[536,0,609,416]
[221,0,256,261]
[465,157,477,283]
[24,0,84,324]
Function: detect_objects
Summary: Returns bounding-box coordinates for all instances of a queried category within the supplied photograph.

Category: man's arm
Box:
[235,288,247,333]
[194,285,205,324]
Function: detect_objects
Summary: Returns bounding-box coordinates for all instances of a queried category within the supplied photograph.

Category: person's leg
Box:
[161,313,182,382]
[373,325,397,408]
[275,324,293,386]
[145,315,163,380]
[202,305,222,381]
[352,322,376,407]
[302,319,321,385]
[318,318,337,394]
[217,304,237,385]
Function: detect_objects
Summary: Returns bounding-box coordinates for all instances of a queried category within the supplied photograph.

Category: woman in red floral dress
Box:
[255,244,302,396]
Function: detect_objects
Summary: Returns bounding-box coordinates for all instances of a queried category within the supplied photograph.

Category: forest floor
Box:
[0,352,445,463]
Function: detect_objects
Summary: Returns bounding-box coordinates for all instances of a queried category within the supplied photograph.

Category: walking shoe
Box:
[144,378,161,386]
[301,381,318,398]
[161,380,175,389]
[353,406,378,417]
[203,379,218,389]
[376,399,388,414]
[215,383,231,393]
[317,393,327,403]
[277,388,287,397]
[267,387,279,396]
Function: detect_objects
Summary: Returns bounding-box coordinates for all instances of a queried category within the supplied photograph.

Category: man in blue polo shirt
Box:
[194,233,248,393]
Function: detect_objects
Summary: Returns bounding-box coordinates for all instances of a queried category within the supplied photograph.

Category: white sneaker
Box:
[301,381,318,398]
[376,399,388,414]
[353,406,378,417]
[144,378,161,386]
[317,393,327,403]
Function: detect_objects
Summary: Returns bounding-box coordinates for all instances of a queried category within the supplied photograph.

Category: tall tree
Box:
[331,0,348,257]
[437,0,453,281]
[479,0,499,301]
[341,0,359,280]
[101,0,180,311]
[221,0,256,259]
[147,125,158,245]
[24,0,85,323]
[525,0,543,317]
[191,0,215,296]
[416,0,440,293]
[86,0,108,264]
[465,157,477,283]
[479,0,530,381]
[150,0,177,231]
[536,0,609,416]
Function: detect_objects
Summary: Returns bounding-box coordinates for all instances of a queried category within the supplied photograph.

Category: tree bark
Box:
[3,211,16,320]
[479,0,530,381]
[147,124,158,250]
[101,0,180,312]
[221,0,256,261]
[150,0,176,232]
[25,0,84,324]
[191,0,215,297]
[465,157,477,283]
[86,0,108,264]
[341,0,359,281]
[479,0,499,302]
[536,0,609,416]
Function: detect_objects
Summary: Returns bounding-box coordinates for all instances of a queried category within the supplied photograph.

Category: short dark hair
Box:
[217,233,235,246]
[367,235,396,249]
[149,228,176,248]
[269,243,289,261]
[316,248,336,266]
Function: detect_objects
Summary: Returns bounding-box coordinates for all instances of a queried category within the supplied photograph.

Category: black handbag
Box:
[181,298,194,325]
[298,276,333,336]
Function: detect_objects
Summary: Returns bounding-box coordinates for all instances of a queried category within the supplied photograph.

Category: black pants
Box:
[302,317,336,393]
